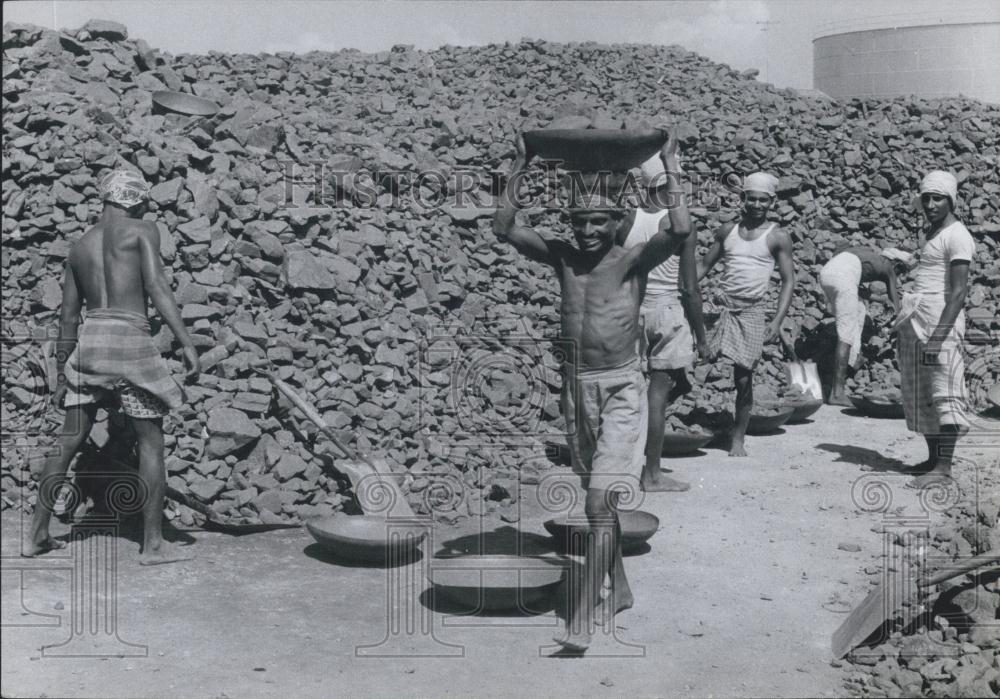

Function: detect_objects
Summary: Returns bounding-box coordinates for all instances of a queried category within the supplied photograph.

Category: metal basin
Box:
[306,515,425,563]
[152,90,220,116]
[543,510,660,555]
[522,128,666,171]
[785,398,824,423]
[759,397,823,424]
[746,406,795,434]
[660,429,713,456]
[850,396,905,419]
[427,555,566,611]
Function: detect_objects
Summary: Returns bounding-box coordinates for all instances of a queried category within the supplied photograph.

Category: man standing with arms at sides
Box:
[25,169,201,565]
[896,171,975,486]
[698,172,795,457]
[618,154,707,491]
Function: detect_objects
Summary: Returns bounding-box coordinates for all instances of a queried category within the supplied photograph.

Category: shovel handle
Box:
[919,552,1000,588]
[779,326,799,363]
[260,369,391,478]
[261,371,359,459]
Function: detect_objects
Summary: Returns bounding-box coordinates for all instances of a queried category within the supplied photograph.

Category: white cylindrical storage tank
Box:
[813,19,1000,103]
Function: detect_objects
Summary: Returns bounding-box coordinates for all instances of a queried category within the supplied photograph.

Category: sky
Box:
[4,0,999,89]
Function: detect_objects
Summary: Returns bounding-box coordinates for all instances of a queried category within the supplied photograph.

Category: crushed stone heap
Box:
[2,20,999,527]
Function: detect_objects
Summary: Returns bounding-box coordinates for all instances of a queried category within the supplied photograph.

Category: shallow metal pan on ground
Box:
[660,429,714,456]
[849,396,905,419]
[427,554,567,611]
[784,397,824,423]
[759,397,824,424]
[543,510,659,555]
[746,406,795,434]
[305,515,425,563]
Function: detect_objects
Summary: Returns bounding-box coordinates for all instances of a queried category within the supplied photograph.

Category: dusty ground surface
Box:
[3,404,997,699]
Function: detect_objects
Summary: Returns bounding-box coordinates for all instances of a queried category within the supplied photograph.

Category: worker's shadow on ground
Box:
[815,443,909,472]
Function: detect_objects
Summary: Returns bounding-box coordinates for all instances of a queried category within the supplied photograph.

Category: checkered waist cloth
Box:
[62,308,185,410]
[709,295,768,370]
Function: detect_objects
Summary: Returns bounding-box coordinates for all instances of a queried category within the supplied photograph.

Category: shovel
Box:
[831,552,1000,659]
[779,327,822,400]
[259,370,416,519]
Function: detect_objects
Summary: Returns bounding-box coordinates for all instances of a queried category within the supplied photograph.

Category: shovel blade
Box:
[831,574,918,659]
[342,458,416,520]
[785,361,822,400]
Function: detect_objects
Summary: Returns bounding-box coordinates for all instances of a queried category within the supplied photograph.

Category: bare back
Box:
[69,217,155,316]
[554,242,642,369]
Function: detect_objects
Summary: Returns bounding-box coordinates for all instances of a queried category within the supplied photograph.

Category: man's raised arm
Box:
[493,134,558,266]
[632,130,691,275]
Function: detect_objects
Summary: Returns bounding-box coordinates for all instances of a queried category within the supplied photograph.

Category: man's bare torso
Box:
[555,243,641,369]
[70,217,152,316]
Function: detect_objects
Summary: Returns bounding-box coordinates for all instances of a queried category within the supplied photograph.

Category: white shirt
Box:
[902,220,976,342]
[720,223,776,300]
[913,221,976,300]
[622,209,679,308]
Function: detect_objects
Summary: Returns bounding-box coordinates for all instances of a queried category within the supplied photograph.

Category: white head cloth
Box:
[743,172,778,197]
[99,169,150,207]
[918,170,959,210]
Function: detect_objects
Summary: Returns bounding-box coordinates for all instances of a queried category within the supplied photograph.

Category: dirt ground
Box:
[3,405,997,699]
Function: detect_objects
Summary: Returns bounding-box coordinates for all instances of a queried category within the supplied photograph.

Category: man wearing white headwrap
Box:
[616,153,707,492]
[26,168,202,565]
[819,245,912,405]
[895,170,974,487]
[697,171,795,456]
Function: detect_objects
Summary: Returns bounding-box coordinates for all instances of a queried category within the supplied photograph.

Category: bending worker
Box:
[819,245,914,406]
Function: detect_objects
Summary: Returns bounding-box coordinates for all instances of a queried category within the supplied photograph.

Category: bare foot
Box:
[553,628,591,652]
[139,541,193,566]
[22,537,67,558]
[907,470,952,489]
[828,393,853,407]
[641,473,691,492]
[728,440,747,457]
[902,459,934,475]
[594,590,635,627]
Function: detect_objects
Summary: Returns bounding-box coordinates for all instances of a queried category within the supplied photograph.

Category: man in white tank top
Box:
[697,172,795,457]
[617,154,707,492]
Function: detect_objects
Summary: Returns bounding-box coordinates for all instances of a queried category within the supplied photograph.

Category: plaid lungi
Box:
[710,295,768,370]
[62,308,185,414]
